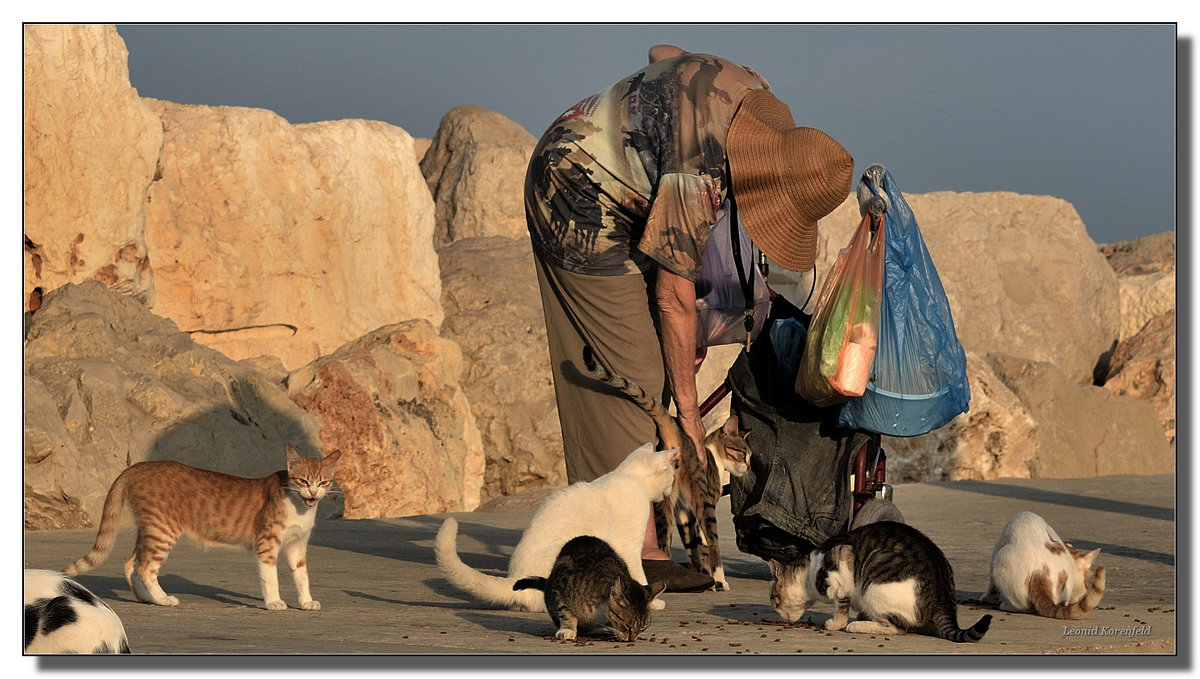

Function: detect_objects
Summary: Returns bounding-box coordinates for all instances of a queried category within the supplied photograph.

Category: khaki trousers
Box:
[534,256,667,483]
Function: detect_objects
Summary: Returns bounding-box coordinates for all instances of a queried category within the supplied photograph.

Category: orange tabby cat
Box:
[63,445,341,611]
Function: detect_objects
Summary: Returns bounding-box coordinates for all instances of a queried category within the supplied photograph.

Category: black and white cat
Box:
[24,569,131,654]
[435,443,678,612]
[769,521,992,643]
[514,535,666,642]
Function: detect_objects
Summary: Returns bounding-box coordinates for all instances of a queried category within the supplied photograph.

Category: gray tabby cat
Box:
[581,345,751,591]
[514,535,667,642]
[769,521,992,643]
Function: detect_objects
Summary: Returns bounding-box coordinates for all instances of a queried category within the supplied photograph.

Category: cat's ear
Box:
[286,445,302,467]
[1079,548,1101,568]
[646,581,667,601]
[722,415,740,436]
[322,450,343,470]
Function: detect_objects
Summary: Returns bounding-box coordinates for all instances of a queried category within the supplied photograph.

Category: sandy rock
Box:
[885,350,1171,482]
[420,106,536,246]
[802,191,1120,384]
[1100,231,1176,276]
[1113,270,1175,342]
[23,25,162,307]
[986,353,1172,477]
[143,100,441,371]
[1099,232,1176,343]
[884,352,1037,482]
[1104,311,1175,444]
[413,137,432,163]
[438,236,566,503]
[23,282,328,530]
[288,321,486,518]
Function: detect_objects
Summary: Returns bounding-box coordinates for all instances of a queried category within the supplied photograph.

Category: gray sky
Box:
[115,23,1177,245]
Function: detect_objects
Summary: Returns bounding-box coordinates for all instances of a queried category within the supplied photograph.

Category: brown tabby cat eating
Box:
[63,445,341,611]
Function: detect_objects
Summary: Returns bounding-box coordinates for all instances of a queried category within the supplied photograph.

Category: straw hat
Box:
[727,89,854,272]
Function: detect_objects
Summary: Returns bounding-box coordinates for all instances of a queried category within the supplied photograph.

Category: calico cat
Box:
[63,445,341,611]
[981,511,1105,619]
[435,443,678,613]
[581,345,751,591]
[24,569,130,654]
[769,521,992,643]
[513,535,667,642]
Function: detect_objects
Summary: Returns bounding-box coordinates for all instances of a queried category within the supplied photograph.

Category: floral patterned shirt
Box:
[525,52,769,280]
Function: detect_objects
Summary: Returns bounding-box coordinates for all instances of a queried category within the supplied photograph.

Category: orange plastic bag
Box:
[796,213,886,407]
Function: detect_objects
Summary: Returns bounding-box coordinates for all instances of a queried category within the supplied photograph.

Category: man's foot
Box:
[642,560,713,593]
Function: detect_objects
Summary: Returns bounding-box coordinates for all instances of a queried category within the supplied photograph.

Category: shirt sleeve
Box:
[636,172,722,280]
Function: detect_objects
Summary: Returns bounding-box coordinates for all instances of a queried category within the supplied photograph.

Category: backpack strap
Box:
[727,190,756,352]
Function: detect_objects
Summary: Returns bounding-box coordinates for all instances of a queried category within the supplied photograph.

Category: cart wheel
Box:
[850,498,905,530]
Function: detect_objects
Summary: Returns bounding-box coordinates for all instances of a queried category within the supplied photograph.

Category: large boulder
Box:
[1100,231,1176,276]
[1104,311,1175,444]
[143,100,441,371]
[1099,231,1175,342]
[287,321,486,518]
[420,106,536,246]
[23,25,162,307]
[23,282,327,530]
[437,236,567,503]
[884,350,1172,482]
[805,191,1120,384]
[986,353,1173,477]
[883,352,1037,482]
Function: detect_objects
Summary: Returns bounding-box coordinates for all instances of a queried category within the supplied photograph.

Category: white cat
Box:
[435,443,679,613]
[981,511,1105,619]
[24,569,130,654]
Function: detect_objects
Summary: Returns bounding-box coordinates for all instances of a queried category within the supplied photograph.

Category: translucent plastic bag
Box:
[695,199,772,347]
[796,212,886,407]
[838,165,970,436]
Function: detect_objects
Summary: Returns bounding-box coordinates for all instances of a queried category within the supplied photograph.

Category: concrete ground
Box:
[23,473,1179,667]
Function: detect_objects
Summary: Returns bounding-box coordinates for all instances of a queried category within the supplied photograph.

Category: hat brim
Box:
[727,90,853,272]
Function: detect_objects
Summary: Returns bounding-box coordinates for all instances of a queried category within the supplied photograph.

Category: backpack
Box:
[695,198,772,349]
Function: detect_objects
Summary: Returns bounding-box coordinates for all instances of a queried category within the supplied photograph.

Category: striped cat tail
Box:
[434,518,544,612]
[62,470,129,575]
[935,609,992,643]
[962,614,993,642]
[580,345,680,449]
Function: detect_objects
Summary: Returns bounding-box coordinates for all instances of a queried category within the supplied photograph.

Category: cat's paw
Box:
[301,600,321,611]
[154,595,180,607]
[554,628,577,641]
[824,618,847,632]
[649,599,666,611]
[846,620,899,635]
[265,599,287,611]
[714,579,730,592]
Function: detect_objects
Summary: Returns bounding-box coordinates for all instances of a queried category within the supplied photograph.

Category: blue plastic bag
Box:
[838,166,970,436]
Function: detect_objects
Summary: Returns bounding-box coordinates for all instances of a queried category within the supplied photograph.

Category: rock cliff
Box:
[23,25,162,307]
[437,236,567,504]
[420,106,536,246]
[24,282,329,529]
[143,100,442,371]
